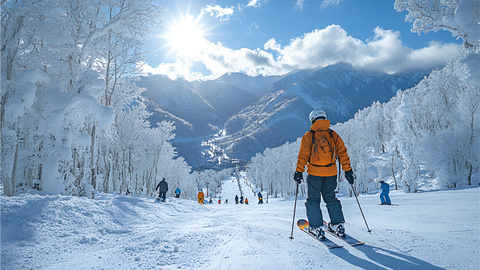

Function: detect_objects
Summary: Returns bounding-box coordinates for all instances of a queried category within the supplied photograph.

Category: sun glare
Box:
[165,14,207,58]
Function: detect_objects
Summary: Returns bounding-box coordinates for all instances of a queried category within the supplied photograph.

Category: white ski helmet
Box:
[309,109,327,123]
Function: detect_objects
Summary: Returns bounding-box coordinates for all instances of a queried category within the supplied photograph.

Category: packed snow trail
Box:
[1,178,479,269]
[215,174,258,204]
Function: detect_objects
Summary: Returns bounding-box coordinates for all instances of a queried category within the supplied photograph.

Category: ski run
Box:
[1,175,479,270]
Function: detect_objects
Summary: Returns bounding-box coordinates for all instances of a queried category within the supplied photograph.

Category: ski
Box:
[323,221,364,246]
[154,197,165,203]
[297,219,343,249]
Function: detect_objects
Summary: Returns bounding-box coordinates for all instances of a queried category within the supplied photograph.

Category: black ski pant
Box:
[159,191,167,201]
[305,174,345,228]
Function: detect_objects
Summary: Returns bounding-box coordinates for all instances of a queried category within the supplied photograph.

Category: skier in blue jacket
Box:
[175,187,181,198]
[380,181,391,205]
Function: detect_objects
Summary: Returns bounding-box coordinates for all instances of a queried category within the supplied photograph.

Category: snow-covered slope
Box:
[2,178,478,270]
[194,80,258,120]
[138,75,220,135]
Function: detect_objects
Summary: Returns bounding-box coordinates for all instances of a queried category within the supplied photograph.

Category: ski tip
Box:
[297,219,309,229]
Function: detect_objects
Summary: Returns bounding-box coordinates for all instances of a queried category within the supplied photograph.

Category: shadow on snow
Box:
[330,244,443,270]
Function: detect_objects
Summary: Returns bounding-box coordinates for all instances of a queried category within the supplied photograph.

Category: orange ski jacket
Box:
[296,119,352,177]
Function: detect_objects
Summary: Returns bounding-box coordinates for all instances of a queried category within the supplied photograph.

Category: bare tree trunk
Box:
[112,150,118,193]
[104,48,112,106]
[127,145,133,195]
[73,148,80,196]
[90,124,96,198]
[466,109,476,186]
[103,151,110,192]
[6,132,21,196]
[391,154,398,190]
[399,170,403,190]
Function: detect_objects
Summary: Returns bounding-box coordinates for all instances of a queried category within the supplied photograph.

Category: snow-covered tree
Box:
[0,0,194,199]
[337,50,479,192]
[394,0,480,52]
[246,140,305,197]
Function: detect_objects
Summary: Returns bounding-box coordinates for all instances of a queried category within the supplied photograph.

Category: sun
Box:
[164,14,208,58]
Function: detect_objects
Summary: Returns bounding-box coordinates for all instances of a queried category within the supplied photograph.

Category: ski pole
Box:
[350,183,372,234]
[289,182,300,240]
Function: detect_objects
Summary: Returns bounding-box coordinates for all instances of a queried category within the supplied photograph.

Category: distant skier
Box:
[175,187,181,198]
[156,178,168,202]
[380,181,391,205]
[240,195,244,204]
[209,197,213,204]
[225,199,228,204]
[197,190,205,204]
[235,195,239,204]
[294,109,355,238]
[245,198,249,204]
[258,192,263,204]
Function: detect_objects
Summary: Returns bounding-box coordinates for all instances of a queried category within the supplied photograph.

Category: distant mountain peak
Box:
[139,65,432,168]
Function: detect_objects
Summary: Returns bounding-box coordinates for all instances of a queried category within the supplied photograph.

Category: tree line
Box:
[1,0,215,199]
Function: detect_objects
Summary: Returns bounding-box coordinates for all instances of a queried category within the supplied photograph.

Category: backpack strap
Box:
[308,130,315,164]
[310,130,316,146]
[328,129,337,159]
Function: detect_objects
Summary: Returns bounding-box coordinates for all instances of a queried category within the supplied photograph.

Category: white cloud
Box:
[201,5,234,21]
[294,0,305,10]
[138,60,207,81]
[321,0,344,8]
[247,22,259,35]
[264,38,281,51]
[247,0,261,8]
[274,25,462,73]
[141,25,462,81]
[405,42,463,71]
[195,41,280,78]
[295,0,343,10]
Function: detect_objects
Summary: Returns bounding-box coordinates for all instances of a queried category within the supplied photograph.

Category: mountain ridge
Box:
[139,64,431,168]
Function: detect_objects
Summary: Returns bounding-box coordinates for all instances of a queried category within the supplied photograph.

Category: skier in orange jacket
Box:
[197,190,204,204]
[294,109,355,239]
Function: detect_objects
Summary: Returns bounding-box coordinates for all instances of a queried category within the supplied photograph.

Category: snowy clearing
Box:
[2,177,479,270]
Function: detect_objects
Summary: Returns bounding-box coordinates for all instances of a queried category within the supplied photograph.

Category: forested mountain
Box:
[138,73,282,136]
[220,63,429,160]
[140,63,429,163]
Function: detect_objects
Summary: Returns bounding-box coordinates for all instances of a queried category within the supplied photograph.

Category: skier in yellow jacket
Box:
[294,109,355,239]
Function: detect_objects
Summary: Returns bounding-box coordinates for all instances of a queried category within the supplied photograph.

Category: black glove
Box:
[345,169,355,184]
[294,171,303,184]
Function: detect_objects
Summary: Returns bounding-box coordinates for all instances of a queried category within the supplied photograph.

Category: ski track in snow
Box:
[1,177,479,270]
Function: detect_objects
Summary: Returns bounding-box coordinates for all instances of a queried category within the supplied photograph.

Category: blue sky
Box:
[141,0,463,81]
